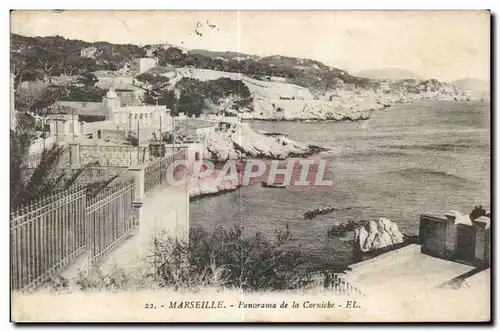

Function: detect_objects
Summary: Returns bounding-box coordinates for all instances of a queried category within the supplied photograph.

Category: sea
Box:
[190,100,491,270]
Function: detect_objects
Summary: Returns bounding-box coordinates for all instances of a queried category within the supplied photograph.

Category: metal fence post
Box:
[128,164,145,221]
[69,142,81,169]
[128,165,145,205]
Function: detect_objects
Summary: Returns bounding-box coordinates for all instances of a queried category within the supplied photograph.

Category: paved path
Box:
[60,181,189,283]
[99,182,190,276]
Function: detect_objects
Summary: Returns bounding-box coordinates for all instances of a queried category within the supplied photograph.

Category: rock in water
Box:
[353,218,404,253]
[326,220,359,237]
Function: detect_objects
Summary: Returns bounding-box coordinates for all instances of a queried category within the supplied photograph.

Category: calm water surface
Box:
[190,100,491,270]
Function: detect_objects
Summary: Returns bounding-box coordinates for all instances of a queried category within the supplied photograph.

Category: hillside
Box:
[451,78,489,92]
[257,55,332,71]
[11,33,473,121]
[356,68,422,80]
[10,33,376,93]
[170,68,314,101]
[152,48,375,92]
[187,49,259,61]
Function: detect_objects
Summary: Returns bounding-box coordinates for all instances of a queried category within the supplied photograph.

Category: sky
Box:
[10,10,491,82]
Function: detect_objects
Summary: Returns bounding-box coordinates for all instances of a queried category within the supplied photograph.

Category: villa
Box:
[47,86,173,145]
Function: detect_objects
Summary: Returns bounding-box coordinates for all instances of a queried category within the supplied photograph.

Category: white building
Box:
[46,114,82,137]
[380,81,391,92]
[83,87,174,143]
[102,87,173,130]
[174,118,216,142]
[80,46,98,58]
[113,105,172,130]
[344,83,356,91]
[134,57,158,74]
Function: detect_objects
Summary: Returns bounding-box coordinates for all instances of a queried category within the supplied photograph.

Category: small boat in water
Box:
[261,181,287,188]
[303,206,338,219]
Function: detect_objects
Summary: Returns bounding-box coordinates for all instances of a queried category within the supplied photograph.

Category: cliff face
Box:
[204,123,312,162]
[353,218,404,253]
[240,98,377,121]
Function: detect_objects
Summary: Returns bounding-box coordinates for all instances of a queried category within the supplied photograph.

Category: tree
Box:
[66,85,107,102]
[163,90,178,111]
[156,47,184,65]
[11,48,40,89]
[136,73,169,89]
[137,73,171,105]
[204,78,253,110]
[173,77,253,117]
[77,73,98,89]
[10,126,114,210]
[150,224,306,291]
[30,85,62,111]
[178,92,205,118]
[14,80,57,114]
[26,47,57,81]
[10,127,73,209]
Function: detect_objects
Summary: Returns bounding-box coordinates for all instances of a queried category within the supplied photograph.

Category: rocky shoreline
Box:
[202,92,482,162]
[241,113,373,122]
[204,122,318,162]
[238,90,477,123]
[194,94,482,201]
[189,185,241,201]
[188,171,242,201]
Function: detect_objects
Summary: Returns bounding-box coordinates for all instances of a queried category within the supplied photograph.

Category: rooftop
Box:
[175,119,217,129]
[84,120,118,131]
[46,113,75,121]
[52,101,102,108]
[98,81,145,92]
[91,71,130,78]
[49,101,106,116]
[123,105,167,111]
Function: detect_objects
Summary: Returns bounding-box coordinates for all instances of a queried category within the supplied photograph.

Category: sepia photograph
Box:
[8,10,491,323]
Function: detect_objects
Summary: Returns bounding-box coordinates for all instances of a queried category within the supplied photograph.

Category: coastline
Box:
[195,97,486,200]
[188,171,243,201]
[189,98,489,273]
[189,185,241,201]
[238,92,478,123]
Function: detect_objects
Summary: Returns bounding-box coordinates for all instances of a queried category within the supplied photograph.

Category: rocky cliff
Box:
[240,89,474,122]
[204,122,313,162]
[240,98,375,121]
